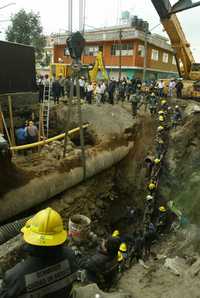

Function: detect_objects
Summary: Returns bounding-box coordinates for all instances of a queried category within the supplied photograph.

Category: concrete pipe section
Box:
[0,142,133,223]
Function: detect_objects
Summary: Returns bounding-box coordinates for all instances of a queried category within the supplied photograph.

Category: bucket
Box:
[68,214,91,242]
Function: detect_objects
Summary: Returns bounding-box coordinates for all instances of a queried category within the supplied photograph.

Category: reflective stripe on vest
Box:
[19,259,77,298]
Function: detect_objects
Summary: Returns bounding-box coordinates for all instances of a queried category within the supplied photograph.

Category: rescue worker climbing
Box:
[143,195,154,231]
[172,105,182,128]
[155,136,165,158]
[117,243,128,272]
[130,90,141,117]
[112,230,120,238]
[148,180,157,196]
[148,92,158,115]
[160,99,168,111]
[157,206,171,234]
[151,158,161,179]
[143,222,157,259]
[0,207,78,298]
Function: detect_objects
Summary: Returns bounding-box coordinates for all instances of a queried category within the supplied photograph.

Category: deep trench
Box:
[0,110,166,276]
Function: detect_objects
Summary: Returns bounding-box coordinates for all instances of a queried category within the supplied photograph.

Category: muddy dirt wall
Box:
[159,100,200,224]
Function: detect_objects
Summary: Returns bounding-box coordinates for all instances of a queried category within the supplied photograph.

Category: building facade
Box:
[53,25,178,80]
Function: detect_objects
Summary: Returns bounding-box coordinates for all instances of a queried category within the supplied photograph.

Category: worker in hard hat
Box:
[148,92,158,116]
[157,125,164,131]
[143,222,157,259]
[148,180,157,195]
[172,105,182,128]
[112,230,120,238]
[130,89,141,117]
[80,236,120,290]
[160,99,169,112]
[0,207,78,297]
[155,136,165,158]
[143,195,154,229]
[144,155,155,178]
[119,243,128,260]
[157,206,171,234]
[145,195,154,212]
[151,158,161,179]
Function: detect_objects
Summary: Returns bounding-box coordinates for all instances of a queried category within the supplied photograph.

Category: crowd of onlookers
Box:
[37,73,184,106]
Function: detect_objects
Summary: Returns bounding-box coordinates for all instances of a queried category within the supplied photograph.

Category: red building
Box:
[53,24,178,80]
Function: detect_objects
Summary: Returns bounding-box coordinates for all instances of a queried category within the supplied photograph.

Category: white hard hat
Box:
[146,195,153,201]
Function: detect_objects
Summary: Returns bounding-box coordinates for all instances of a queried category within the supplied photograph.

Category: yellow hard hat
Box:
[159,206,166,212]
[149,182,156,190]
[158,138,164,144]
[118,251,124,262]
[154,158,160,164]
[21,208,67,246]
[161,100,167,105]
[157,126,164,132]
[112,230,120,237]
[159,115,164,122]
[158,110,164,115]
[120,243,127,252]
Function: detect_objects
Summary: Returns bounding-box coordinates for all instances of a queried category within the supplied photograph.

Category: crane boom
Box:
[151,0,195,79]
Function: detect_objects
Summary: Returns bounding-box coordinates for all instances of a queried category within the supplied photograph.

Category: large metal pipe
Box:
[0,142,134,223]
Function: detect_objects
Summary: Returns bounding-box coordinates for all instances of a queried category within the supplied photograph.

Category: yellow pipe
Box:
[10,124,89,151]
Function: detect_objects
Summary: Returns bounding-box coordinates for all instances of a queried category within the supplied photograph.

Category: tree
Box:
[6,9,46,61]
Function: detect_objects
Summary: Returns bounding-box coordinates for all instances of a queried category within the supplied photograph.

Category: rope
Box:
[63,79,74,158]
[76,77,87,180]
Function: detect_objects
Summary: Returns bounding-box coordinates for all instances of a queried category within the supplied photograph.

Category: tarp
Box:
[0,41,37,94]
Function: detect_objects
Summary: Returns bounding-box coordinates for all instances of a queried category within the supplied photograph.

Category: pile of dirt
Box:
[0,103,135,197]
[119,226,200,298]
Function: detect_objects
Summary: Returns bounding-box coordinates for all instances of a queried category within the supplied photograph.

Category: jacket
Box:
[80,249,118,287]
[0,245,78,298]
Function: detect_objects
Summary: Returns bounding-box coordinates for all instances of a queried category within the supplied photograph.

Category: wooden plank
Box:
[8,95,16,146]
[1,111,12,147]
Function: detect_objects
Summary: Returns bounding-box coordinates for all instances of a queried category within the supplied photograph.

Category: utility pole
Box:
[79,0,86,33]
[68,0,73,32]
[118,28,122,81]
[143,22,148,82]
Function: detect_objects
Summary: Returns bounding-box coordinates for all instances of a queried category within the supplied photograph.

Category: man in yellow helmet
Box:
[157,206,171,234]
[0,207,78,298]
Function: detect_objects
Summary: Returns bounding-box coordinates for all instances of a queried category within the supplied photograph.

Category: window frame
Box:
[151,49,159,61]
[163,52,169,63]
[138,44,145,57]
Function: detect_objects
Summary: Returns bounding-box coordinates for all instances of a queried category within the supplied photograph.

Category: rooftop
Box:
[52,24,173,53]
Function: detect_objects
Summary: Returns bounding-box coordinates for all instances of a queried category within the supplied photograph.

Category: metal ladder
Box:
[40,82,51,139]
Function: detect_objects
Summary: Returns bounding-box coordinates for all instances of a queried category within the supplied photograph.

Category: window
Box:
[64,47,70,56]
[151,49,159,61]
[172,56,176,65]
[163,52,169,63]
[111,43,133,56]
[138,45,145,57]
[84,46,99,56]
